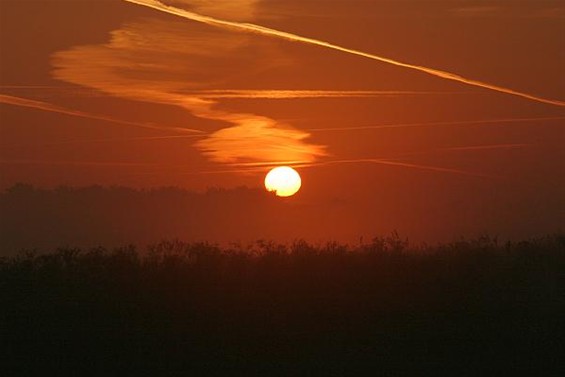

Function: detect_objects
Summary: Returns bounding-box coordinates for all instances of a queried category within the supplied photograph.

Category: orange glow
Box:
[1,0,563,243]
[264,166,302,197]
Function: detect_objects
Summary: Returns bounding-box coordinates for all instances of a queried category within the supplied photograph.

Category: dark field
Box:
[2,235,564,376]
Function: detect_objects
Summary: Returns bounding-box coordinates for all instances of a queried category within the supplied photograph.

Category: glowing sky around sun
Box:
[0,0,563,241]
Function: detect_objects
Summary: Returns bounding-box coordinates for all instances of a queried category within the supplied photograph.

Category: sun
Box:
[264,166,302,197]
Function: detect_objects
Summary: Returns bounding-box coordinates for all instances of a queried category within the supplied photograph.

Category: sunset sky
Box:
[1,0,564,242]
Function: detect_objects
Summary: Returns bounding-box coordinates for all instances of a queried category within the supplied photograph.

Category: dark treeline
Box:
[2,235,564,376]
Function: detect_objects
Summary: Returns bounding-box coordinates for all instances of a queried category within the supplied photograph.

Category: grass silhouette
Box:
[2,235,564,376]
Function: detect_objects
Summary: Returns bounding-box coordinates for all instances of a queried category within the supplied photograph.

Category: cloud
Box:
[52,16,325,165]
[196,115,325,164]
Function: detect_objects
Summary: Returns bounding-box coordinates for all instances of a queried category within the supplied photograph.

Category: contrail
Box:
[181,160,479,177]
[0,159,158,167]
[386,144,533,160]
[123,146,525,177]
[223,142,532,169]
[122,156,482,177]
[295,158,489,178]
[122,153,498,177]
[0,134,205,150]
[123,0,565,107]
[0,94,204,134]
[307,116,565,132]
[180,89,455,99]
[224,157,484,177]
[0,85,70,89]
[442,143,530,152]
[227,143,532,167]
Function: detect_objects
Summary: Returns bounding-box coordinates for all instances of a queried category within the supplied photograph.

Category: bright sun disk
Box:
[264,166,302,197]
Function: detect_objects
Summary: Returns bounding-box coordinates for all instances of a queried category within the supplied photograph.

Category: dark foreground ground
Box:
[2,235,564,376]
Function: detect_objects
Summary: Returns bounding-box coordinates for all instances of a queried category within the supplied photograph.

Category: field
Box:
[2,235,564,376]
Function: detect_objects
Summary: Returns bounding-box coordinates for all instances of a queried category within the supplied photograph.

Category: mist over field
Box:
[2,183,563,255]
[0,183,352,254]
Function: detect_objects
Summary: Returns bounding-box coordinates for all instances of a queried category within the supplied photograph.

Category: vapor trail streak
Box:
[120,157,486,177]
[0,94,204,134]
[226,143,532,169]
[124,0,565,107]
[0,159,158,167]
[442,143,530,152]
[121,143,535,177]
[0,86,71,89]
[0,134,205,150]
[307,116,565,132]
[296,159,488,178]
[181,90,452,99]
[224,158,483,177]
[189,158,484,177]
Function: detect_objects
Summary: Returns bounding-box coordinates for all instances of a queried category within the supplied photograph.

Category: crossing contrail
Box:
[307,116,565,132]
[123,0,565,107]
[0,94,204,134]
[175,160,481,177]
[294,158,489,178]
[0,159,158,167]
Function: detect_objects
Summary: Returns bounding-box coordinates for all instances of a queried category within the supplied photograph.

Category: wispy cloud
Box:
[195,115,324,163]
[52,17,325,165]
[123,0,565,107]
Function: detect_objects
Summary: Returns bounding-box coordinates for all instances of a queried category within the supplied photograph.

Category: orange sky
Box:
[1,0,564,242]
